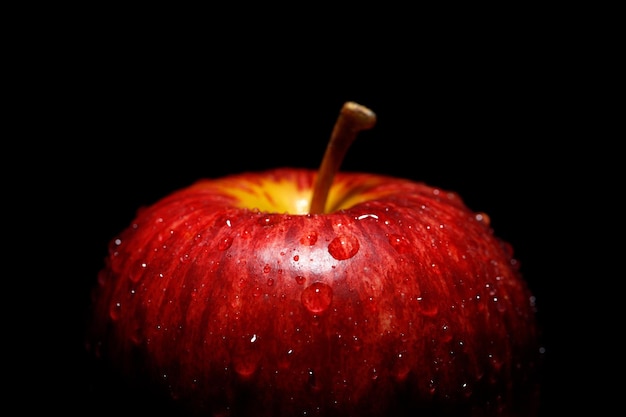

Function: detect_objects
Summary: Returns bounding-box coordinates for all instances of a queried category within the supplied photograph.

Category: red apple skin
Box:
[87,168,542,417]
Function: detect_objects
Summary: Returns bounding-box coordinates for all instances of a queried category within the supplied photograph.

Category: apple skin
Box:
[87,167,542,417]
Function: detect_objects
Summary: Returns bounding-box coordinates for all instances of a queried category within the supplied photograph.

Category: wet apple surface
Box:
[87,103,542,417]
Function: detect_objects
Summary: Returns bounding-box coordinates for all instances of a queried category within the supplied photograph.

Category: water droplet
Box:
[366,296,378,312]
[301,282,333,314]
[388,234,412,254]
[392,351,411,382]
[267,278,274,286]
[441,323,453,342]
[278,348,294,369]
[300,231,318,246]
[295,275,306,285]
[356,213,379,221]
[488,353,504,372]
[97,270,109,287]
[475,212,491,226]
[417,294,439,317]
[460,381,473,399]
[293,255,299,261]
[258,214,281,227]
[428,379,437,395]
[328,235,359,260]
[217,236,233,250]
[510,257,521,271]
[263,264,271,274]
[352,335,363,352]
[130,326,144,345]
[307,368,321,391]
[128,261,148,283]
[233,334,261,379]
[494,296,507,313]
[109,301,122,321]
[233,354,259,379]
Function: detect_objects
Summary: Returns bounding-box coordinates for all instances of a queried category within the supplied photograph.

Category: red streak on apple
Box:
[88,103,542,416]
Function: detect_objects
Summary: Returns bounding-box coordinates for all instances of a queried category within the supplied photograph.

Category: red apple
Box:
[87,102,542,416]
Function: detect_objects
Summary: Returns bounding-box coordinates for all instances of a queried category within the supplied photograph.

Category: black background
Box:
[16,9,610,417]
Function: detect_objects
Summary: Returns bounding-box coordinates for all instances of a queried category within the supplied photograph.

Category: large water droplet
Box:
[328,234,359,260]
[217,236,233,250]
[301,282,333,314]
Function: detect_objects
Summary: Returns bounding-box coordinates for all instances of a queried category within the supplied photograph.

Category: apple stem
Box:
[309,101,377,214]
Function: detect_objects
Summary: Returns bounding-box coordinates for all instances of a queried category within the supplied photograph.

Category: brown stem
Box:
[309,101,377,214]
